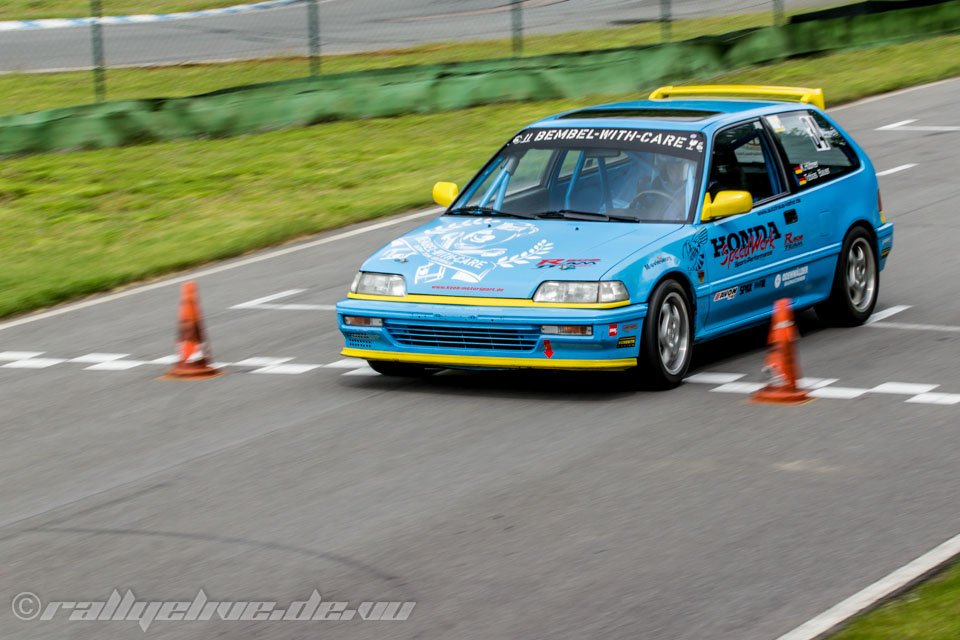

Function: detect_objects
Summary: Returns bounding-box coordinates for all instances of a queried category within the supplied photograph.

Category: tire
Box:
[816,227,879,327]
[367,361,435,377]
[636,280,694,389]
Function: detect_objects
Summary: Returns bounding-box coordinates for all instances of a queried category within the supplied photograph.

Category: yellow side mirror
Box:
[432,181,459,208]
[701,190,753,222]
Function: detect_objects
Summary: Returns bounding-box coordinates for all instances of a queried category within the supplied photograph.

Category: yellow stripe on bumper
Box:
[347,292,630,309]
[342,348,637,371]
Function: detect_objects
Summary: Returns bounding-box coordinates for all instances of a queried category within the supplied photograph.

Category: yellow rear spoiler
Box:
[649,84,826,110]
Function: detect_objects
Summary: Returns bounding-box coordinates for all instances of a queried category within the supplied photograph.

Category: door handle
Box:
[784,209,799,224]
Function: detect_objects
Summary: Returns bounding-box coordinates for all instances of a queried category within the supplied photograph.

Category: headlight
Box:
[350,272,406,297]
[533,281,628,304]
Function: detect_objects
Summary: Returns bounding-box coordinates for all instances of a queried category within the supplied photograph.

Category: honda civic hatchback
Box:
[336,85,893,387]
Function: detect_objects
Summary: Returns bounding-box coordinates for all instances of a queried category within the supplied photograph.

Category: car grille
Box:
[385,320,539,351]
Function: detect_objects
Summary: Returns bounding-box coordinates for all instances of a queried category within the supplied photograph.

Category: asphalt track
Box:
[0,78,959,639]
[0,0,838,72]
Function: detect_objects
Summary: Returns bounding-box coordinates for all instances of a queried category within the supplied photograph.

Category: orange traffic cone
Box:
[164,281,222,380]
[751,298,810,405]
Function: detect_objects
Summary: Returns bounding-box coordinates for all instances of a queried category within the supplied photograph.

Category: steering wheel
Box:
[630,189,675,210]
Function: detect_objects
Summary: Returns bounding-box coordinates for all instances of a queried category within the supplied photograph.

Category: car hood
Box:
[362,216,682,298]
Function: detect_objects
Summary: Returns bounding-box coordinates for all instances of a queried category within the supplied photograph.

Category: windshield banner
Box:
[509,128,705,158]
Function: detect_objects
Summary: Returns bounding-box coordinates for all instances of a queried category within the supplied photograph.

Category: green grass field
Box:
[1,34,959,319]
[831,560,960,639]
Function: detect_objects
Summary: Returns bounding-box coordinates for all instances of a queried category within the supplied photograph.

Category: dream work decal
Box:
[711,222,781,269]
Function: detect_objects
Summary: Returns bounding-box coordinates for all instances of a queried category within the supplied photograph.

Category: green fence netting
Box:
[1,0,958,155]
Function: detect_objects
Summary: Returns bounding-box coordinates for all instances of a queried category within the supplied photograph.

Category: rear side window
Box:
[765,111,859,189]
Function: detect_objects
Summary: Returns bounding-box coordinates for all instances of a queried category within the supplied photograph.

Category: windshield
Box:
[453,127,706,223]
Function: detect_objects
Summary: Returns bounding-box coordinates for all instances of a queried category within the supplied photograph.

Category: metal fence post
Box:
[90,0,106,102]
[773,0,785,26]
[511,0,523,58]
[660,0,672,43]
[307,0,321,75]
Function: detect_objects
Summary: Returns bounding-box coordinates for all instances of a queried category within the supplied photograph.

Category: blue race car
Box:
[337,85,893,387]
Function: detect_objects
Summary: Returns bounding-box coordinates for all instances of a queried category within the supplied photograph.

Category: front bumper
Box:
[337,297,648,371]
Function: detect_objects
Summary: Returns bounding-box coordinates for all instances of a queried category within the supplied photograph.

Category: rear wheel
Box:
[636,280,693,389]
[816,227,878,326]
[367,361,435,377]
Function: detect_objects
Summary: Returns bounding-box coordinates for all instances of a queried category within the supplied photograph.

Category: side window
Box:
[764,110,859,189]
[708,121,784,203]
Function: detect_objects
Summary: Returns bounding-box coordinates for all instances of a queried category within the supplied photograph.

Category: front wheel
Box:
[367,361,435,377]
[816,227,878,326]
[636,280,693,389]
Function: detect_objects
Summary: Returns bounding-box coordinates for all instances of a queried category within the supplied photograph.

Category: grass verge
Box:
[4,9,813,115]
[831,560,960,639]
[1,34,958,318]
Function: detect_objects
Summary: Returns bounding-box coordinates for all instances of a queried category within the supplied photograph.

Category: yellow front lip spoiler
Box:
[342,348,637,371]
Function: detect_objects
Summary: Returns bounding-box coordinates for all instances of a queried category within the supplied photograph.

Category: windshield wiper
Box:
[446,206,537,219]
[535,209,640,223]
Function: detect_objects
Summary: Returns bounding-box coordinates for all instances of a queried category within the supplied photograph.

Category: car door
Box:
[762,110,861,302]
[703,119,790,330]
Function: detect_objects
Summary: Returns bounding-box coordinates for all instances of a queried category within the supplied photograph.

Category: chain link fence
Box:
[0,0,908,112]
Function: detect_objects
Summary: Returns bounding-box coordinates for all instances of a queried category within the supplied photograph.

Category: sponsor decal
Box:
[643,255,678,271]
[774,265,809,288]
[757,197,800,216]
[683,228,708,273]
[794,163,832,187]
[713,287,738,302]
[711,222,781,269]
[784,232,804,251]
[431,285,505,292]
[537,258,600,270]
[608,324,618,337]
[381,219,553,284]
[617,336,637,349]
[511,128,705,154]
[738,278,766,295]
[621,323,638,332]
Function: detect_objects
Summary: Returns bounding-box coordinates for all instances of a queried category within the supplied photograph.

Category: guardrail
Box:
[0,0,957,156]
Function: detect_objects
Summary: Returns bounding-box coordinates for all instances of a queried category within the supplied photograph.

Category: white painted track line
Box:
[775,531,960,640]
[876,164,917,177]
[869,321,960,333]
[871,382,939,395]
[866,305,911,324]
[684,372,746,385]
[808,387,867,400]
[231,289,306,308]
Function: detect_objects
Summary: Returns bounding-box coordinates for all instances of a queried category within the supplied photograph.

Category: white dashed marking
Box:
[0,351,44,361]
[85,360,148,371]
[808,387,868,400]
[325,358,369,369]
[876,164,918,177]
[797,377,839,390]
[70,353,130,364]
[233,357,294,367]
[866,305,912,324]
[905,393,960,406]
[871,382,939,395]
[684,372,746,385]
[3,358,66,369]
[710,381,767,394]
[231,289,336,311]
[251,363,323,375]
